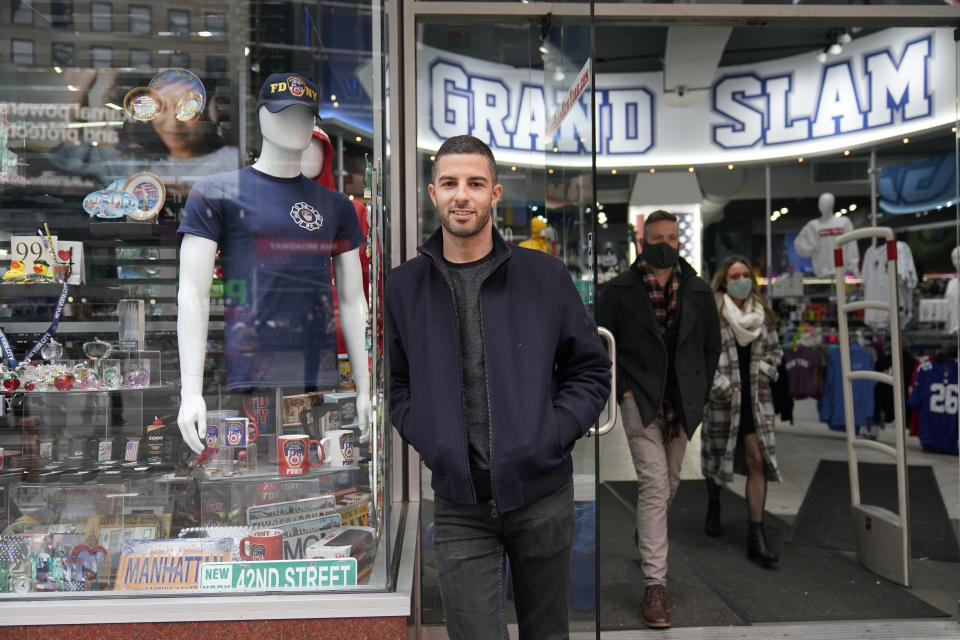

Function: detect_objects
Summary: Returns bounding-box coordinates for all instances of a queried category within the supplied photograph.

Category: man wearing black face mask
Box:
[597,210,721,629]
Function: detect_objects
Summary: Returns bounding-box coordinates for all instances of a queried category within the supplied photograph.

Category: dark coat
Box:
[597,257,721,438]
[386,228,611,512]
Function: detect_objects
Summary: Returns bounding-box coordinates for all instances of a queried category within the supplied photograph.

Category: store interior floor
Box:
[595,397,960,622]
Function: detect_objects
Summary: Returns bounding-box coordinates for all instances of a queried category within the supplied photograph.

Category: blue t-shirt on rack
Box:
[178,166,365,389]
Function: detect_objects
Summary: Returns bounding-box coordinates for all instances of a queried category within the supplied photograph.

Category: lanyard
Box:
[0,280,69,369]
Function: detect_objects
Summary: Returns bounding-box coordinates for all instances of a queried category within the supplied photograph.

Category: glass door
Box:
[412,11,602,637]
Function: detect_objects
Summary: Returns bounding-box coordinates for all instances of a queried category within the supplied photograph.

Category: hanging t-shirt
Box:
[178,166,365,389]
[945,278,958,334]
[818,343,876,431]
[783,345,824,399]
[907,357,959,454]
[794,215,857,277]
[860,241,918,329]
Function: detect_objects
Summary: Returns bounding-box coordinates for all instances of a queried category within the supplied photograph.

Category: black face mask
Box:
[642,242,679,269]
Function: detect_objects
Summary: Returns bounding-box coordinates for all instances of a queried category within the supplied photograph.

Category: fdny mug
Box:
[239,529,284,561]
[277,435,323,475]
[320,429,354,467]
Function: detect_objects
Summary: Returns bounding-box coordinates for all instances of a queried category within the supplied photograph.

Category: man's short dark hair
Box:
[431,135,498,185]
[643,210,678,239]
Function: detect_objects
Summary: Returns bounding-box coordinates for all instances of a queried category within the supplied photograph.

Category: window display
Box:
[0,15,387,599]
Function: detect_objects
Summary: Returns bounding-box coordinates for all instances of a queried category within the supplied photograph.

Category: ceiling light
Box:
[538,43,549,55]
[798,157,805,163]
[649,168,656,174]
[780,207,788,214]
[197,31,213,37]
[837,31,852,45]
[53,66,62,73]
[843,149,851,156]
[553,68,565,83]
[510,166,517,172]
[902,137,909,144]
[531,205,539,211]
[849,204,857,211]
[840,208,848,214]
[688,167,695,173]
[828,43,843,56]
[105,102,123,111]
[67,85,79,91]
[355,136,362,143]
[333,101,339,108]
[429,155,435,161]
[548,169,554,175]
[816,50,828,64]
[244,46,250,56]
[330,94,337,101]
[611,169,617,175]
[727,164,734,170]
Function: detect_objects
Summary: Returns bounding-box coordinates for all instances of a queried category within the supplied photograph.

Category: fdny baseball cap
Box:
[256,73,320,115]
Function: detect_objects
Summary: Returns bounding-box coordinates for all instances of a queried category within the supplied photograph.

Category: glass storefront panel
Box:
[0,0,393,599]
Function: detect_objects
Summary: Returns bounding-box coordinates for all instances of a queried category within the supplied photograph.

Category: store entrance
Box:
[400,5,960,638]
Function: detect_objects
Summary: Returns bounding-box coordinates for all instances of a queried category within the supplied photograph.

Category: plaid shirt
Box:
[638,260,682,441]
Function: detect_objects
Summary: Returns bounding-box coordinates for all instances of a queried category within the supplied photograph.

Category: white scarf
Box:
[722,294,764,347]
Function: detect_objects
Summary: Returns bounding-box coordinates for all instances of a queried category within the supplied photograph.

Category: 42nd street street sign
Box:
[199,558,357,591]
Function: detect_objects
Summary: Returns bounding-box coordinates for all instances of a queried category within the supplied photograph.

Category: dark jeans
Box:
[433,481,575,640]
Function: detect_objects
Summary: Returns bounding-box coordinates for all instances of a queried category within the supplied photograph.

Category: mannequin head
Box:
[952,246,960,271]
[300,136,326,179]
[818,192,835,218]
[258,105,315,153]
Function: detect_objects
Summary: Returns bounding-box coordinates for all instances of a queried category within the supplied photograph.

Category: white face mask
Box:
[726,277,752,300]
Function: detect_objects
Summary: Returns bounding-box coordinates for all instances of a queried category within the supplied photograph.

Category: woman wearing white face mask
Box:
[702,256,783,569]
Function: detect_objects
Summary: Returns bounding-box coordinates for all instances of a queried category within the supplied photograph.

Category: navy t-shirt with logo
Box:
[178,166,365,389]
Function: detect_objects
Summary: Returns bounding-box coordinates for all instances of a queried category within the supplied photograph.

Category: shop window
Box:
[170,52,190,68]
[52,42,75,67]
[90,46,112,69]
[11,39,34,65]
[129,48,151,68]
[169,9,189,37]
[204,12,226,40]
[129,5,150,35]
[90,2,111,32]
[11,0,33,25]
[206,55,227,76]
[51,0,73,29]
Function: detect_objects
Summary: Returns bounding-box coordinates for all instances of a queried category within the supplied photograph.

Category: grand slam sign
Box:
[418,28,954,169]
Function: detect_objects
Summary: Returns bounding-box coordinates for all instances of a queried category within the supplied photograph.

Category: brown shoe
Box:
[641,584,671,629]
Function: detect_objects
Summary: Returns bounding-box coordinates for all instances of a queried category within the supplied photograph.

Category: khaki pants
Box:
[621,395,687,588]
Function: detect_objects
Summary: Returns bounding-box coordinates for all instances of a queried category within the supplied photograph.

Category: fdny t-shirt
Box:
[178,167,365,389]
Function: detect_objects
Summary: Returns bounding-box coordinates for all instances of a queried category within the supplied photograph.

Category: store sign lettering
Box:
[421,28,948,167]
[713,36,932,149]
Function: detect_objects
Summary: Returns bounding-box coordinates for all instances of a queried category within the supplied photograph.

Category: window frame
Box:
[90,1,112,32]
[11,39,35,65]
[129,4,151,35]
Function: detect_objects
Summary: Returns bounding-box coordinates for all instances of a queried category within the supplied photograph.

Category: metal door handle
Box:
[590,326,616,436]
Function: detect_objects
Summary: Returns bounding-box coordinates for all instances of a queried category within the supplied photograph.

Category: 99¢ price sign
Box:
[9,236,84,284]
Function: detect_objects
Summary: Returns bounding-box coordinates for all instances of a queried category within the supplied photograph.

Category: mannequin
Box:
[793,192,859,278]
[945,246,959,334]
[177,77,369,454]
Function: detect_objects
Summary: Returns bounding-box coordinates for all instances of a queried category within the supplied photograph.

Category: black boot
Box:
[747,521,778,568]
[705,499,721,537]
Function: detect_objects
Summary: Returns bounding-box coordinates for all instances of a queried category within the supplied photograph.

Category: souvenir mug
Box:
[320,429,354,467]
[238,529,283,561]
[277,435,323,475]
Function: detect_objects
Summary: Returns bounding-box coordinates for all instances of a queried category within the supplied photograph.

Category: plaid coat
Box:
[701,312,783,485]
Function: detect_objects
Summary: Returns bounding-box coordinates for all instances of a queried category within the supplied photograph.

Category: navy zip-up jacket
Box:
[386,227,611,512]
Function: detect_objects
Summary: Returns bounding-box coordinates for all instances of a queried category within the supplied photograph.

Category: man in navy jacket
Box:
[386,135,610,639]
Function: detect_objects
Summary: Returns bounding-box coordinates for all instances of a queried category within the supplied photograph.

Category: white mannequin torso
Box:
[177,106,370,453]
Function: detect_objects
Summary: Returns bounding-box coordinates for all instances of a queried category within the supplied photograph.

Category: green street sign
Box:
[199,559,357,591]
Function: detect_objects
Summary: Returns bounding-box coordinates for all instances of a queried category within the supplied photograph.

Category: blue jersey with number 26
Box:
[908,357,959,455]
